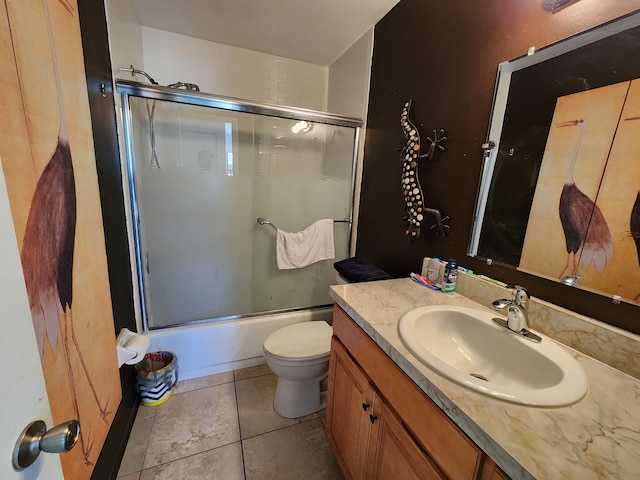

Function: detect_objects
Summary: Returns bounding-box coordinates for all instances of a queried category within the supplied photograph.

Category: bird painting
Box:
[19,0,110,466]
[624,114,640,301]
[556,118,613,278]
[630,191,640,301]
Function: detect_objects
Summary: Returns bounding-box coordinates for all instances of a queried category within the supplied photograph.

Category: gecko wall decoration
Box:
[400,100,449,244]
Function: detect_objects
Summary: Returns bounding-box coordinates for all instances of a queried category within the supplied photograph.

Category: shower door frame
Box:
[117,80,362,331]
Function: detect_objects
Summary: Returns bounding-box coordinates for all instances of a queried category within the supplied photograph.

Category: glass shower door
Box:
[123,91,358,329]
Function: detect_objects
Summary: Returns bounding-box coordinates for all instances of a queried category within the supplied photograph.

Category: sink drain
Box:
[470,373,488,382]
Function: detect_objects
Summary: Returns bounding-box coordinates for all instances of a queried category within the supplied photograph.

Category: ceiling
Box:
[129,0,401,66]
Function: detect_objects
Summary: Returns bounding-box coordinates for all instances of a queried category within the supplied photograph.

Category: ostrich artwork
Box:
[631,191,640,301]
[623,116,640,302]
[556,118,613,278]
[19,0,110,465]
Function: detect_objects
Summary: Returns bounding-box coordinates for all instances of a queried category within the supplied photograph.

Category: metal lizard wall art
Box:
[400,100,449,244]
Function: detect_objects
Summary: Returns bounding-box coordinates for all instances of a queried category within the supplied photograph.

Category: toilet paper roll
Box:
[122,333,150,365]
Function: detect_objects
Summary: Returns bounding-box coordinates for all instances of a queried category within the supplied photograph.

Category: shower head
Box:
[119,65,158,85]
[118,67,201,92]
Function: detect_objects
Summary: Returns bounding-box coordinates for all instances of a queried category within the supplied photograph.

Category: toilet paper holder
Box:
[116,328,150,367]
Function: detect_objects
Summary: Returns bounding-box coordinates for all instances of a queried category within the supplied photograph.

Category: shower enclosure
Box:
[118,80,361,330]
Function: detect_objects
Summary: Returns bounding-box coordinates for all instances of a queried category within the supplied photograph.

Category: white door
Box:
[0,161,64,480]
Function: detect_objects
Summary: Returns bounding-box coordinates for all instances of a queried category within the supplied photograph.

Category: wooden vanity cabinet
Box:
[326,305,509,480]
[479,458,510,480]
[325,336,374,479]
[365,380,447,479]
[326,337,446,479]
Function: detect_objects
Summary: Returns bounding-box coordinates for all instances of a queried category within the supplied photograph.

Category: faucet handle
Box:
[506,285,529,305]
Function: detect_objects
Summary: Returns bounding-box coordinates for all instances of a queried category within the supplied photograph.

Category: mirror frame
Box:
[469,10,640,305]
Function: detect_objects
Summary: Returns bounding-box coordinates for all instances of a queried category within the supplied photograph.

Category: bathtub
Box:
[145,306,334,380]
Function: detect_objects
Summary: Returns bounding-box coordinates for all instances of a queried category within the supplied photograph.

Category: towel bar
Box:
[257,217,350,232]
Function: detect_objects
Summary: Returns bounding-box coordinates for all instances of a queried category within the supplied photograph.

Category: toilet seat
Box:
[263,321,332,360]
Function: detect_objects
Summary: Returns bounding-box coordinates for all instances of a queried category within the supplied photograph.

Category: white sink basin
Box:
[398,305,588,407]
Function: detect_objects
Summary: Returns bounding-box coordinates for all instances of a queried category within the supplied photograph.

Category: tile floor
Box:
[117,364,343,479]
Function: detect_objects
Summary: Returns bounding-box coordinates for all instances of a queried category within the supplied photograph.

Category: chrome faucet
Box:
[492,286,541,343]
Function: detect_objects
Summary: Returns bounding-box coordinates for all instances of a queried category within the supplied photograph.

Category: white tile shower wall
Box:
[328,28,374,120]
[140,27,328,110]
[328,28,375,252]
[421,257,640,379]
[105,0,144,76]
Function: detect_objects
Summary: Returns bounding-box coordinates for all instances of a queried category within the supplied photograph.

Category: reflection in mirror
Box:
[469,11,640,306]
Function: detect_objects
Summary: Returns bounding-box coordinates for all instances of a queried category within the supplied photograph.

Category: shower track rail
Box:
[116,79,363,128]
[117,80,363,332]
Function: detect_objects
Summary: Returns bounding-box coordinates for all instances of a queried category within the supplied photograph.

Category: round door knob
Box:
[40,420,80,454]
[369,414,378,424]
[13,419,80,470]
[362,402,370,411]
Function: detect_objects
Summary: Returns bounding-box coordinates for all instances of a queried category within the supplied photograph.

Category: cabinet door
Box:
[366,396,447,480]
[479,456,511,480]
[333,304,483,479]
[325,337,375,480]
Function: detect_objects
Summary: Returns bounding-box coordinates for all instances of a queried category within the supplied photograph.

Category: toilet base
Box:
[273,374,327,418]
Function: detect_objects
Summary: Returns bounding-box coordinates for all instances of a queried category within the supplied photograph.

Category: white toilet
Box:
[263,321,333,418]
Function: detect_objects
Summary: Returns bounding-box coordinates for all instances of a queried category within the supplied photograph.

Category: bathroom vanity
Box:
[325,279,640,479]
[326,305,505,479]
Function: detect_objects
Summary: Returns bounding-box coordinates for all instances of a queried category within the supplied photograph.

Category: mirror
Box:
[469,11,640,305]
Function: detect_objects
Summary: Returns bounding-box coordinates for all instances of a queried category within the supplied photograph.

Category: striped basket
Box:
[135,351,178,406]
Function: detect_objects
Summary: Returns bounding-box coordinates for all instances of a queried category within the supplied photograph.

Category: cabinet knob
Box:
[369,414,378,424]
[362,402,370,411]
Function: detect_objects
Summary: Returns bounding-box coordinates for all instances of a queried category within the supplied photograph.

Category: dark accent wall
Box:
[76,1,139,478]
[357,0,640,334]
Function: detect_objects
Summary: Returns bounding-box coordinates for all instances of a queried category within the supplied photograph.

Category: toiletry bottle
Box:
[443,259,458,294]
[427,258,440,283]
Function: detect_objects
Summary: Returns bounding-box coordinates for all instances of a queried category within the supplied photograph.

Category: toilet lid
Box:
[264,321,332,359]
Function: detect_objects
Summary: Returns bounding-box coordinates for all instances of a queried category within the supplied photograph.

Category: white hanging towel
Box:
[276,219,335,269]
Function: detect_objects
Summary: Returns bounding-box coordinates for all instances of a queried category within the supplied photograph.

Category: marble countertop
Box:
[329,279,640,480]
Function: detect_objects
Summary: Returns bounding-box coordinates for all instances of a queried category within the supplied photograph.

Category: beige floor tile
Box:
[139,442,244,480]
[243,418,343,480]
[143,383,240,469]
[234,363,272,381]
[236,373,316,439]
[174,371,234,394]
[118,405,156,476]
